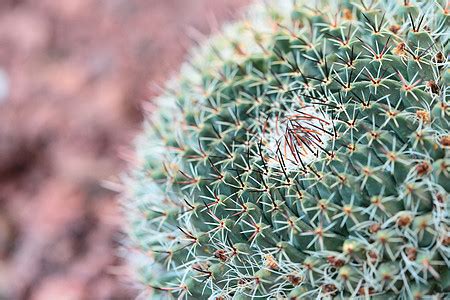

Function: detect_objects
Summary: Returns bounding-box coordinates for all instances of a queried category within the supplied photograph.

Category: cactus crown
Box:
[126,0,450,298]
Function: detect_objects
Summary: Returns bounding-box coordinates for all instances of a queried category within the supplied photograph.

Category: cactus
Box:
[125,0,450,298]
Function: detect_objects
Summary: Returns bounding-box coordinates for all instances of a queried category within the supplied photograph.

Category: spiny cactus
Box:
[125,0,450,298]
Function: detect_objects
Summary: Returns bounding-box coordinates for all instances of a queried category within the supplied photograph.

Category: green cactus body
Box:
[126,0,450,298]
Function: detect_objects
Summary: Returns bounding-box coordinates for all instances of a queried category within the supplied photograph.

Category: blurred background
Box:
[0,1,248,299]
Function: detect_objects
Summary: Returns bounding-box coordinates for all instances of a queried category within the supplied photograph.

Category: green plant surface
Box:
[125,0,450,298]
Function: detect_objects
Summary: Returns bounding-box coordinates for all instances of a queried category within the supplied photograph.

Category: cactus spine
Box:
[126,0,450,298]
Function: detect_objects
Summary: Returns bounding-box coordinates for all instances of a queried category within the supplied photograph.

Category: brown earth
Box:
[0,1,248,299]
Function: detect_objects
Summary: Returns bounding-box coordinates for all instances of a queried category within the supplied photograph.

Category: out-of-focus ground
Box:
[0,1,248,299]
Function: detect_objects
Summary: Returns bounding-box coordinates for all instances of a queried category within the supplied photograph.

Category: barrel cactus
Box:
[125,0,450,298]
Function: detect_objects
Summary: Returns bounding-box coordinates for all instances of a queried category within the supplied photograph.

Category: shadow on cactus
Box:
[125,0,450,298]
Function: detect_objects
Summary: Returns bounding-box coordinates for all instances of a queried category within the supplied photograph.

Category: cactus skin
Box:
[126,0,450,299]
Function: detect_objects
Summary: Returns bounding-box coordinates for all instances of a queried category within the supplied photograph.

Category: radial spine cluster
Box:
[126,0,450,298]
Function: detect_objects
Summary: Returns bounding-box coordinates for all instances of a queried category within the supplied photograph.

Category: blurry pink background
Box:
[0,1,248,299]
